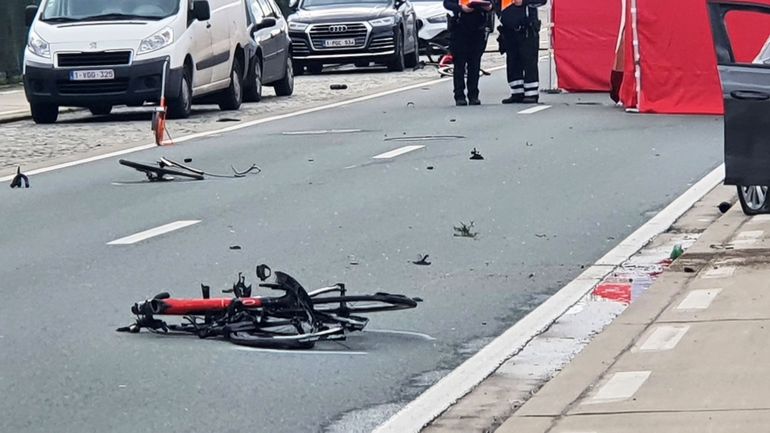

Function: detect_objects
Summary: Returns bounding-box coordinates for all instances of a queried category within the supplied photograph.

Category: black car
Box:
[286,0,419,73]
[245,0,295,100]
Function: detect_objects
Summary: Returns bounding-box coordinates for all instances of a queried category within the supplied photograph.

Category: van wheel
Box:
[89,105,112,116]
[30,103,59,124]
[274,56,294,97]
[168,69,192,119]
[243,58,263,102]
[219,58,244,111]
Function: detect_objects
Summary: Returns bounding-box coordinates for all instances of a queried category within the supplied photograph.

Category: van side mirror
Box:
[25,5,38,27]
[192,0,211,21]
[255,17,277,31]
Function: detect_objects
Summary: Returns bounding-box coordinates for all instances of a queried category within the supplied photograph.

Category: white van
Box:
[23,0,252,124]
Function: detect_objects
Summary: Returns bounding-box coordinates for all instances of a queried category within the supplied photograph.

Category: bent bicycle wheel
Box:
[311,293,419,314]
[226,326,344,349]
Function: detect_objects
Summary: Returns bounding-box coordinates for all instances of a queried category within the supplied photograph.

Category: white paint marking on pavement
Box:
[702,266,736,279]
[373,163,726,433]
[732,230,764,248]
[635,325,689,352]
[518,105,552,115]
[233,347,367,355]
[676,289,722,310]
[372,145,425,160]
[585,371,651,404]
[0,90,23,95]
[281,129,362,135]
[364,329,436,341]
[0,65,507,182]
[107,220,201,245]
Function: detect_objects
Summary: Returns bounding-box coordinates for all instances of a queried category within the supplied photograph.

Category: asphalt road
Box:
[0,69,723,433]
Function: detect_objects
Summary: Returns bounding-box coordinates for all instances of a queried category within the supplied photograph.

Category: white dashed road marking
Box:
[585,371,651,404]
[372,145,425,160]
[518,105,552,115]
[233,347,368,355]
[635,325,689,352]
[282,129,363,135]
[108,220,201,245]
[702,266,736,279]
[676,289,722,310]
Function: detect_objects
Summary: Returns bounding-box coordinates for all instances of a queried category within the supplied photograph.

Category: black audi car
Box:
[286,0,419,73]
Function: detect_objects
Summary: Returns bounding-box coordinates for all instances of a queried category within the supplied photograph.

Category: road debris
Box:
[229,245,242,250]
[9,166,29,188]
[535,233,548,238]
[453,221,478,239]
[330,84,348,90]
[427,166,434,170]
[470,148,484,160]
[407,102,415,108]
[718,201,731,214]
[119,158,260,182]
[670,244,684,260]
[217,118,241,122]
[183,158,193,163]
[412,254,431,266]
[348,254,359,265]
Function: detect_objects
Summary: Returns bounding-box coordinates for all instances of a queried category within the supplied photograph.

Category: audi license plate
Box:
[69,69,115,81]
[324,38,356,48]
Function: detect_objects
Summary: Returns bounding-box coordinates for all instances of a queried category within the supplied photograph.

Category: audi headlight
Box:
[426,14,447,24]
[289,21,309,31]
[370,17,395,27]
[27,32,50,59]
[139,27,173,54]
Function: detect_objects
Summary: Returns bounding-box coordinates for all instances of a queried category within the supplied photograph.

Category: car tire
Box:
[219,57,244,111]
[168,68,193,119]
[308,63,323,74]
[89,104,113,116]
[244,57,263,103]
[388,30,405,72]
[273,56,294,97]
[737,185,770,215]
[404,27,419,68]
[30,103,59,124]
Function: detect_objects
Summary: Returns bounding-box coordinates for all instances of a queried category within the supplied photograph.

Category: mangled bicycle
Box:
[118,264,421,349]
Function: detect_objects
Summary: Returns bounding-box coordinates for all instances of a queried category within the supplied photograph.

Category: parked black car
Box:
[246,0,295,100]
[286,0,419,73]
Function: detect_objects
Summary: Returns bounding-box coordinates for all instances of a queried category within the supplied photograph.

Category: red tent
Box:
[553,0,770,114]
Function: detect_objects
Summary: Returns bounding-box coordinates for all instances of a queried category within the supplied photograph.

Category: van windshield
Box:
[41,0,180,22]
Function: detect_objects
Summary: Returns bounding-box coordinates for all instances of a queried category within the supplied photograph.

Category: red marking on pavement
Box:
[593,282,632,304]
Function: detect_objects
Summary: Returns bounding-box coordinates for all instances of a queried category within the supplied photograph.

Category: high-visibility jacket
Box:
[497,0,546,30]
[444,0,488,31]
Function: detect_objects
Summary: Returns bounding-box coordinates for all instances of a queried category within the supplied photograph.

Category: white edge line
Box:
[372,164,725,433]
[373,145,425,160]
[0,65,506,183]
[518,105,552,115]
[107,220,201,245]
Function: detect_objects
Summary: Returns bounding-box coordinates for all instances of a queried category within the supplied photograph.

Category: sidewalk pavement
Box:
[496,191,770,433]
[0,86,31,123]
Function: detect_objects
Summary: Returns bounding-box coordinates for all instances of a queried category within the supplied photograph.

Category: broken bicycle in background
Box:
[119,157,260,182]
[118,264,422,349]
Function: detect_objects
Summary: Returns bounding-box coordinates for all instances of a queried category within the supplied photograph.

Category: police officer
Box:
[444,0,492,105]
[498,0,546,104]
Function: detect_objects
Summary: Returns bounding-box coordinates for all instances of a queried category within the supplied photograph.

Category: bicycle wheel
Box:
[438,66,453,78]
[312,293,419,314]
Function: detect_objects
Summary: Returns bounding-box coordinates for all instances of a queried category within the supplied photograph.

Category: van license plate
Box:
[69,70,115,81]
[324,39,356,48]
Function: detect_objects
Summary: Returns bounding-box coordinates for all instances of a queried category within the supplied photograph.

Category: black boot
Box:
[502,94,524,104]
[522,95,539,104]
[455,97,468,106]
[468,96,481,105]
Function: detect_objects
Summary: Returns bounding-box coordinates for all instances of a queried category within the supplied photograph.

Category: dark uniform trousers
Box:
[450,25,487,100]
[501,22,540,99]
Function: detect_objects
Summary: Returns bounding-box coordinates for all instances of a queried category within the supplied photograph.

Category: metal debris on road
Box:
[412,254,431,266]
[119,158,261,182]
[229,245,242,250]
[9,166,29,188]
[427,166,434,170]
[453,221,478,239]
[470,148,484,160]
[330,84,348,90]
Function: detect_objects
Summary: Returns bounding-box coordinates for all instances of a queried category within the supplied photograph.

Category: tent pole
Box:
[629,0,642,112]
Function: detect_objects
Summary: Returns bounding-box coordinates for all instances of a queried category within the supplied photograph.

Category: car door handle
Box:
[731,90,770,101]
